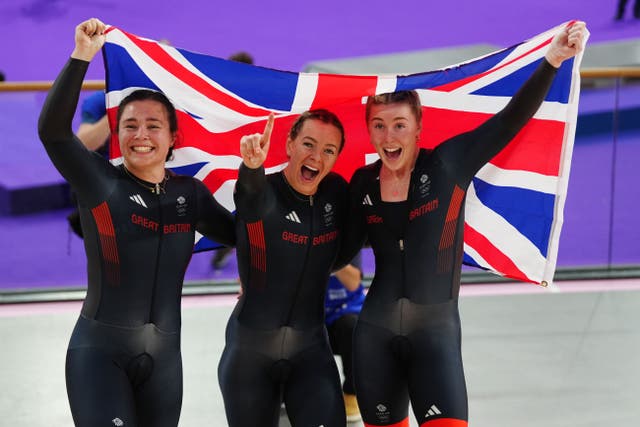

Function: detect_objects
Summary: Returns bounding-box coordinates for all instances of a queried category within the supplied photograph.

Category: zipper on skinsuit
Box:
[284,194,314,325]
[400,178,415,298]
[148,191,163,324]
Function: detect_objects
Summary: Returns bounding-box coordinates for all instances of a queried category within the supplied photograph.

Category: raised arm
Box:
[38,18,105,145]
[234,114,274,221]
[497,21,586,134]
[37,18,113,204]
[544,21,587,69]
[438,21,587,181]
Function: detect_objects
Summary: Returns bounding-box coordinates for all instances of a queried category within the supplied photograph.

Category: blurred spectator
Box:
[228,51,254,64]
[325,253,365,422]
[67,89,110,237]
[616,0,640,20]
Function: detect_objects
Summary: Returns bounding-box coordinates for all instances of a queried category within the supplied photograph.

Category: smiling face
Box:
[117,99,175,177]
[367,102,422,173]
[283,118,342,195]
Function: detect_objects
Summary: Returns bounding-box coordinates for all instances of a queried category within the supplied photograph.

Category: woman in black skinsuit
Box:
[218,110,350,427]
[38,18,235,427]
[339,21,586,427]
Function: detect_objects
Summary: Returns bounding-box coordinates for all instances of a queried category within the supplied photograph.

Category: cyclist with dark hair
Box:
[218,110,349,427]
[38,18,234,427]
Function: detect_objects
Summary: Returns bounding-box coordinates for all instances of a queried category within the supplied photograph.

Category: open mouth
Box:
[301,165,319,181]
[131,146,154,154]
[383,147,402,160]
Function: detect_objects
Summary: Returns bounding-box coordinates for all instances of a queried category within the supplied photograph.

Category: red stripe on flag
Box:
[420,108,564,176]
[110,109,296,169]
[176,102,378,181]
[489,120,565,175]
[173,112,296,167]
[311,74,379,110]
[464,223,534,284]
[330,101,378,178]
[200,169,239,194]
[107,107,121,159]
[121,29,271,118]
[431,38,553,93]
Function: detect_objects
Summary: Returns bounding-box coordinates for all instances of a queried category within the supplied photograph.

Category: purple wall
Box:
[1,0,638,82]
[0,1,638,290]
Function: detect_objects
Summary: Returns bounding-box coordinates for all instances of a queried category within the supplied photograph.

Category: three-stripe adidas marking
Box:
[362,194,373,206]
[285,211,301,223]
[130,194,147,208]
[425,404,441,418]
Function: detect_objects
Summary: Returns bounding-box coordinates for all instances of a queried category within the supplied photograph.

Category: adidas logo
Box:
[362,194,373,206]
[425,404,441,418]
[285,210,301,223]
[129,194,147,208]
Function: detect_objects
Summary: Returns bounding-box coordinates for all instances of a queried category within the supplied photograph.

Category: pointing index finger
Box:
[262,113,275,145]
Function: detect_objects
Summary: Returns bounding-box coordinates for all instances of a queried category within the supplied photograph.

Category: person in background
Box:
[65,86,112,238]
[75,90,110,153]
[228,51,254,64]
[616,0,640,20]
[325,252,366,423]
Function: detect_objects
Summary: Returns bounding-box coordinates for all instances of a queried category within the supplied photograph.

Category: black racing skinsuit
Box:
[218,164,348,427]
[38,58,235,427]
[339,60,559,426]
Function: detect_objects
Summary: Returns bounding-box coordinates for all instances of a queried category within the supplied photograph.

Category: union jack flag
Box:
[103,22,586,285]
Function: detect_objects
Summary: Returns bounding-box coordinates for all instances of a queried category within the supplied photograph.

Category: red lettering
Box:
[312,231,338,246]
[163,223,191,234]
[409,198,439,221]
[282,231,309,245]
[366,215,383,224]
[131,214,158,231]
[282,230,341,246]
